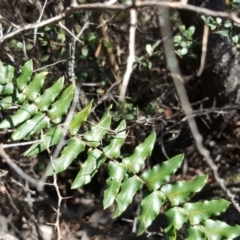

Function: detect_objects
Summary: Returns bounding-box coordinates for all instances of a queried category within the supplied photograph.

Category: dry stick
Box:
[1,1,240,44]
[0,144,44,190]
[197,23,209,77]
[33,0,48,46]
[158,7,240,213]
[119,8,137,101]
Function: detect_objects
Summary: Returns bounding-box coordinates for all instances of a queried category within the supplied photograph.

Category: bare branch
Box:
[197,23,209,76]
[119,8,137,101]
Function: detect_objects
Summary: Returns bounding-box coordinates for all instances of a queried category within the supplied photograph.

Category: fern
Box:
[0,60,240,239]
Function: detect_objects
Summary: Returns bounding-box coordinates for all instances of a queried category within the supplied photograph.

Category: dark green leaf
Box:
[24,126,63,156]
[84,106,112,147]
[161,175,208,206]
[114,175,143,217]
[16,60,33,91]
[142,154,184,191]
[122,132,156,174]
[22,72,47,101]
[10,112,50,141]
[0,101,38,129]
[204,219,240,240]
[165,207,187,231]
[137,191,165,234]
[103,161,126,209]
[71,148,106,188]
[48,84,74,123]
[186,226,206,240]
[46,138,85,175]
[103,120,126,159]
[0,61,15,84]
[35,77,64,111]
[69,100,92,135]
[0,82,14,95]
[184,199,230,225]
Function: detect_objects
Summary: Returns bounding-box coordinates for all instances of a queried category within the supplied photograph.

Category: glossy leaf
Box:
[0,101,38,129]
[16,60,33,91]
[184,199,230,225]
[122,132,156,174]
[161,175,208,206]
[48,84,74,123]
[69,100,92,135]
[165,226,177,240]
[0,90,25,110]
[35,77,64,111]
[103,161,126,209]
[0,96,13,109]
[0,61,15,84]
[204,219,240,240]
[84,106,112,147]
[103,120,126,159]
[137,191,165,234]
[114,175,143,218]
[10,112,50,141]
[0,82,14,95]
[142,154,184,191]
[71,148,106,189]
[24,126,63,156]
[165,207,187,231]
[46,137,85,175]
[186,225,206,240]
[22,72,47,101]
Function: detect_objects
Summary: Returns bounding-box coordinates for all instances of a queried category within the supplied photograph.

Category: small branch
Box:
[0,144,44,190]
[119,7,137,101]
[33,0,48,46]
[197,23,209,76]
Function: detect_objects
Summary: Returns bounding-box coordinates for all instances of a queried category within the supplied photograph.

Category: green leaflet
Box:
[114,175,143,218]
[22,72,47,101]
[24,126,63,156]
[204,219,240,240]
[16,60,33,91]
[0,101,38,129]
[71,148,106,189]
[0,61,15,84]
[103,161,126,209]
[10,112,50,141]
[122,132,156,174]
[46,137,85,175]
[165,207,187,232]
[184,199,230,225]
[35,77,64,111]
[47,84,74,123]
[137,191,165,234]
[161,175,208,206]
[69,100,92,135]
[0,96,13,109]
[142,154,184,191]
[84,105,112,147]
[103,120,126,159]
[186,225,206,240]
[0,82,14,95]
[0,90,25,110]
